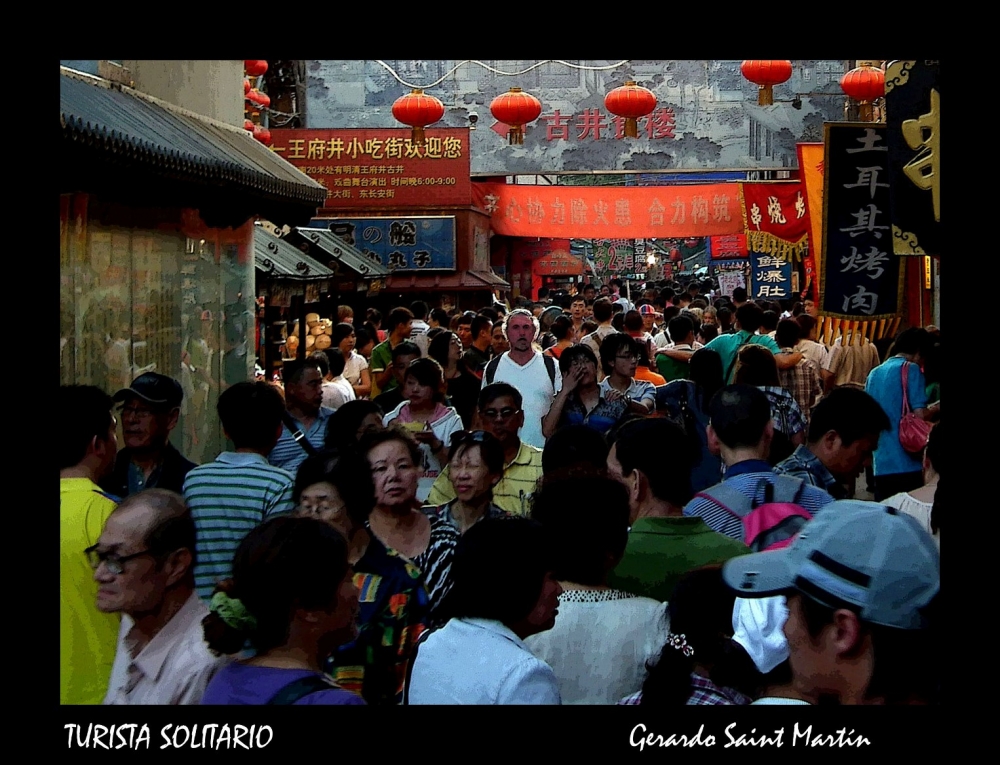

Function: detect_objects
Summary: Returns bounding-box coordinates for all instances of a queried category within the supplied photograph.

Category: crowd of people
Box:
[60,278,941,707]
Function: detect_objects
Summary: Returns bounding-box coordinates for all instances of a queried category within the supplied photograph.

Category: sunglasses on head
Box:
[450,430,492,446]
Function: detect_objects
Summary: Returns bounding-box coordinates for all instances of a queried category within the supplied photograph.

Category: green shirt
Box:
[704,330,781,383]
[608,516,751,603]
[655,346,691,383]
[369,339,396,398]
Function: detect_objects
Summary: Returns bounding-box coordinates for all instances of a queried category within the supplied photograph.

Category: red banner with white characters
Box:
[473,182,744,240]
[740,182,810,262]
[709,234,749,259]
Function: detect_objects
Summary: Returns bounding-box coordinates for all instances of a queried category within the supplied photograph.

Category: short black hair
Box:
[760,310,779,333]
[541,424,609,478]
[599,332,640,375]
[325,400,384,452]
[708,384,771,449]
[217,382,285,452]
[326,349,346,378]
[478,382,522,411]
[558,342,598,375]
[530,475,630,585]
[732,286,748,302]
[735,302,765,333]
[891,327,933,357]
[429,307,449,325]
[478,307,499,323]
[385,306,414,334]
[409,300,428,320]
[668,314,694,344]
[60,385,114,470]
[610,419,693,507]
[470,314,493,339]
[592,297,613,323]
[549,314,573,342]
[391,340,421,361]
[308,351,330,378]
[775,318,801,349]
[283,358,323,385]
[807,387,891,445]
[293,448,376,527]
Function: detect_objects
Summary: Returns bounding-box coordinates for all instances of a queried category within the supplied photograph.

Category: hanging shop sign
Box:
[591,239,636,280]
[473,182,743,240]
[311,216,456,272]
[750,251,794,301]
[708,233,749,260]
[715,266,747,298]
[820,123,905,319]
[884,60,940,257]
[270,128,472,210]
[797,143,824,304]
[740,181,809,262]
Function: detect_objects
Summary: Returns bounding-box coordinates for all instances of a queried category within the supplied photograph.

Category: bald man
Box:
[92,489,228,704]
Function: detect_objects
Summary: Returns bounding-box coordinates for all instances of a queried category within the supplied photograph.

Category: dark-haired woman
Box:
[883,419,942,549]
[619,566,750,706]
[658,348,724,493]
[734,344,806,465]
[324,399,384,454]
[331,322,371,399]
[405,517,562,705]
[200,516,365,705]
[543,315,574,360]
[425,431,508,534]
[428,330,481,429]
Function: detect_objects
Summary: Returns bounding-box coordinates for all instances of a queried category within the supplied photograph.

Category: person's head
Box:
[217,381,285,453]
[609,278,623,295]
[600,332,640,378]
[325,399,384,452]
[667,314,695,347]
[531,302,546,318]
[568,295,586,321]
[734,302,764,333]
[558,343,600,388]
[62,385,118,477]
[112,372,183,454]
[446,430,505,505]
[806,388,891,481]
[538,305,563,335]
[428,330,462,371]
[428,307,448,328]
[362,428,422,512]
[639,565,736,706]
[733,344,780,387]
[761,310,780,334]
[530,474,630,586]
[607,419,693,524]
[203,516,357,658]
[491,322,510,355]
[454,311,475,348]
[716,305,733,329]
[775,318,801,350]
[582,283,597,301]
[722,500,940,704]
[308,350,330,380]
[795,313,818,342]
[638,303,659,332]
[436,517,561,638]
[354,327,375,359]
[479,306,499,324]
[592,297,613,324]
[689,347,723,394]
[803,298,817,317]
[386,307,415,342]
[331,322,357,356]
[708,384,772,454]
[409,300,428,321]
[470,314,493,349]
[282,358,325,415]
[503,308,540,353]
[549,314,574,343]
[478,383,525,447]
[293,449,376,539]
[623,309,644,336]
[890,327,933,363]
[701,305,718,326]
[388,340,421,386]
[698,324,719,344]
[599,283,611,297]
[365,307,382,328]
[923,419,943,484]
[732,286,748,304]
[91,489,195,616]
[337,305,354,324]
[402,357,446,407]
[541,423,609,480]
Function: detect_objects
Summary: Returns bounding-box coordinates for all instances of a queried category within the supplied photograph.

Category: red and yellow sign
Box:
[797,143,825,304]
[473,182,743,239]
[740,181,810,262]
[269,128,472,210]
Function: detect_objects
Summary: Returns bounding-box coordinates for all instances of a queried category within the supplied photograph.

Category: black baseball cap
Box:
[113,372,183,409]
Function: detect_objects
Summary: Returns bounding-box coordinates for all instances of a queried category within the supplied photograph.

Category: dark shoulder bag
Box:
[281,411,319,458]
[267,675,339,705]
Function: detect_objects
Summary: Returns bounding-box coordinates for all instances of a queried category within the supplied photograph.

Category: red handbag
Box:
[899,361,933,454]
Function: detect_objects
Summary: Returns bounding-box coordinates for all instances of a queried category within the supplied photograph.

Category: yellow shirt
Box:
[425,441,543,517]
[60,478,120,704]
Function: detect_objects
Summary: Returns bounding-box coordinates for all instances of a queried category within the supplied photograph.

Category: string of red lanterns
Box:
[244,60,272,146]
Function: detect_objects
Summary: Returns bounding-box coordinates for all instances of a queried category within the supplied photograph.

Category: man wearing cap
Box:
[721,500,940,705]
[638,303,661,338]
[102,372,197,500]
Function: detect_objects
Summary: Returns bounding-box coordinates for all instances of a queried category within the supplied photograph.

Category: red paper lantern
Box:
[840,65,885,122]
[243,119,255,132]
[253,125,272,146]
[247,89,271,109]
[245,60,268,77]
[669,247,682,263]
[244,79,251,95]
[391,88,445,145]
[604,81,657,138]
[741,60,793,105]
[489,87,543,145]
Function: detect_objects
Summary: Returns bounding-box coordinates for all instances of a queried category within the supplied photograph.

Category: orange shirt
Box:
[634,366,666,387]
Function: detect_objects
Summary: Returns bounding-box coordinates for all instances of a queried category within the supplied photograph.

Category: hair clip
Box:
[666,631,694,658]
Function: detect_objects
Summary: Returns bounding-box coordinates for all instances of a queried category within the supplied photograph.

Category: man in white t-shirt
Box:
[482,309,561,449]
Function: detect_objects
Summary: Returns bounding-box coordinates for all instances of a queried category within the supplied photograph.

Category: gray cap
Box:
[721,500,939,630]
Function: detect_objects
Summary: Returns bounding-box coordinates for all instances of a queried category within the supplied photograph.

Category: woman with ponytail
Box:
[200,516,365,705]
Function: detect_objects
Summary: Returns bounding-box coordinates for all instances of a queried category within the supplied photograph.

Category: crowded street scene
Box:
[60,59,940,724]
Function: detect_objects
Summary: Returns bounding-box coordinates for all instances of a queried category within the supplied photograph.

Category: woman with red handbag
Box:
[864,328,937,501]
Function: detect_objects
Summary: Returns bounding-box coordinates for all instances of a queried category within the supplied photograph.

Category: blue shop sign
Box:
[311,216,456,271]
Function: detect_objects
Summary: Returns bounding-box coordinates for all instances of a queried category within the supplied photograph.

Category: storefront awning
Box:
[60,66,327,228]
[254,227,334,280]
[385,271,510,291]
[284,228,390,279]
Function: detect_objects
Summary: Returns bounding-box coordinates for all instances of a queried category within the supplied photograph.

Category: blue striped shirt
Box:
[682,460,835,542]
[267,407,335,476]
[183,452,296,600]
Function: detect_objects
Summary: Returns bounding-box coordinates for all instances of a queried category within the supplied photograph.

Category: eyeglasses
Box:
[84,544,154,575]
[450,430,493,445]
[480,407,520,421]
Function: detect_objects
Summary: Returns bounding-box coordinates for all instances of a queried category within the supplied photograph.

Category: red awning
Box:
[385,271,509,291]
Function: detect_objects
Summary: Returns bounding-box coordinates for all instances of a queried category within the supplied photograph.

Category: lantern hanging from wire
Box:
[244,119,255,132]
[247,89,271,110]
[391,88,445,145]
[740,60,793,106]
[244,60,268,77]
[244,79,251,95]
[489,87,543,145]
[253,125,273,146]
[604,81,657,138]
[840,65,885,122]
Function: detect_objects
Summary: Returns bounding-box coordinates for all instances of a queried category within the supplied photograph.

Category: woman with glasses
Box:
[425,431,509,534]
[599,333,656,416]
[428,330,481,429]
[542,344,628,440]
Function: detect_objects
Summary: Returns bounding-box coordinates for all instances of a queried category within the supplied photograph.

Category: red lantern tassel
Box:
[758,85,774,106]
[625,117,638,138]
[411,126,425,145]
[859,101,874,122]
[508,125,524,145]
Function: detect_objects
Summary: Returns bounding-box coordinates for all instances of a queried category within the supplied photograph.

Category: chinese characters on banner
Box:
[820,124,904,319]
[592,239,636,280]
[750,252,793,301]
[311,217,456,271]
[797,143,825,305]
[740,182,810,262]
[885,61,940,256]
[714,264,747,299]
[510,107,677,142]
[473,183,743,240]
[708,234,749,260]
[270,129,472,210]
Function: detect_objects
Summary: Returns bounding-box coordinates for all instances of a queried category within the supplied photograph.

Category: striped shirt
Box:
[682,460,835,542]
[183,452,296,600]
[267,406,335,476]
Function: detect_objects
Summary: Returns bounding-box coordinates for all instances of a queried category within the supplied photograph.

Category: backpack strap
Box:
[483,355,502,386]
[695,481,754,519]
[724,334,752,383]
[402,625,439,706]
[542,353,556,388]
[266,675,338,705]
[770,474,806,504]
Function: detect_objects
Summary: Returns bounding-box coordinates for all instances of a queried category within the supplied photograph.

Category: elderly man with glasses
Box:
[425,383,543,517]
